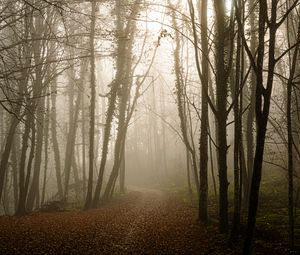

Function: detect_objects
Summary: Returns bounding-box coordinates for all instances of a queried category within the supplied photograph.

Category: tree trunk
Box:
[64,61,86,201]
[81,87,87,196]
[26,94,46,211]
[0,110,21,201]
[186,150,193,195]
[214,0,229,233]
[119,147,125,194]
[102,2,140,200]
[172,4,200,194]
[11,131,19,212]
[85,0,97,209]
[230,0,244,241]
[50,77,64,201]
[198,0,209,223]
[286,10,300,250]
[243,1,278,252]
[16,113,32,215]
[92,0,139,207]
[245,0,257,205]
[41,92,50,205]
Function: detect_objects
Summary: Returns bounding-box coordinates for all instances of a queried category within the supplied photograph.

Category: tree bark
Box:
[243,1,278,253]
[64,61,87,201]
[245,0,257,205]
[50,77,64,201]
[41,92,50,205]
[0,111,20,202]
[85,0,97,209]
[214,0,229,233]
[198,0,209,223]
[286,10,300,250]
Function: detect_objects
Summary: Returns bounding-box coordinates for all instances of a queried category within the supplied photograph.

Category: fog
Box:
[0,0,299,254]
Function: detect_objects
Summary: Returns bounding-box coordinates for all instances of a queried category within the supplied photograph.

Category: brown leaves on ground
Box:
[0,189,287,254]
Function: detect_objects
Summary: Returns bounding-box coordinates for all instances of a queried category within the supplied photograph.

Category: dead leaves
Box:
[0,191,288,254]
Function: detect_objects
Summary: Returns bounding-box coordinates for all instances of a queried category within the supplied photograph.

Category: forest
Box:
[0,0,300,254]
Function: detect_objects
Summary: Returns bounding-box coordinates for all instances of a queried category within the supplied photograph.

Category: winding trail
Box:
[1,188,286,254]
[0,188,222,254]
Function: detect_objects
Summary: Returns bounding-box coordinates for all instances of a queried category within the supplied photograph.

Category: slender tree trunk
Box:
[11,132,19,212]
[208,121,217,202]
[102,10,139,201]
[160,86,167,174]
[81,88,87,196]
[245,0,257,205]
[92,0,140,207]
[50,77,64,200]
[3,169,10,214]
[103,136,126,201]
[119,147,125,194]
[286,14,300,252]
[41,92,50,205]
[26,94,46,211]
[186,149,193,195]
[287,59,295,252]
[16,113,32,215]
[26,11,49,211]
[151,78,160,176]
[243,1,278,252]
[24,117,36,204]
[198,0,209,223]
[231,22,241,244]
[0,110,21,201]
[64,62,86,201]
[72,156,80,200]
[171,4,200,193]
[85,0,97,209]
[63,56,76,201]
[214,0,229,233]
[243,118,268,254]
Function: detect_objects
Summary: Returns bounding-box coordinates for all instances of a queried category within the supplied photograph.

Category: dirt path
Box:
[0,189,223,254]
[0,189,286,254]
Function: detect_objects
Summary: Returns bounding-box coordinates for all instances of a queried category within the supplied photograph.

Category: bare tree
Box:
[242,0,300,253]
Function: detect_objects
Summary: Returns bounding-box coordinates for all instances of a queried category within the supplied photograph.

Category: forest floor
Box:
[0,188,294,255]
